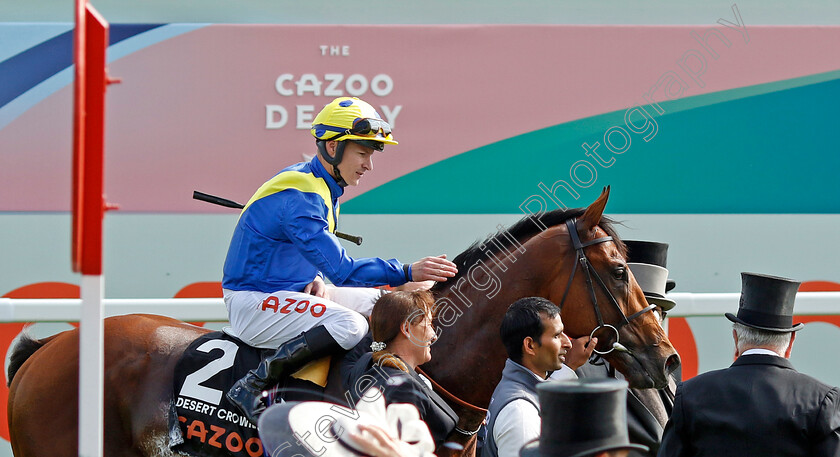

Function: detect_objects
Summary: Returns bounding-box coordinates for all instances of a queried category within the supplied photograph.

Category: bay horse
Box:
[6,187,679,457]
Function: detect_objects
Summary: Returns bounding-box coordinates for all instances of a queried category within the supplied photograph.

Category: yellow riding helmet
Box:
[311,97,398,146]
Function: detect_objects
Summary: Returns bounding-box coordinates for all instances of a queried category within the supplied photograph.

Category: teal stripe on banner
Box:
[344,71,840,215]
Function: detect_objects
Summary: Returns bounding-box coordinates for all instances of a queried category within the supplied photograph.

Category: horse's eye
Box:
[613,267,627,281]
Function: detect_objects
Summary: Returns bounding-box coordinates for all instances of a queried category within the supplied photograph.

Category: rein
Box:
[558,218,655,355]
[415,366,486,436]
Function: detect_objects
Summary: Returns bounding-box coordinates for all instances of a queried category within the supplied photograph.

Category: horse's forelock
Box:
[597,216,627,259]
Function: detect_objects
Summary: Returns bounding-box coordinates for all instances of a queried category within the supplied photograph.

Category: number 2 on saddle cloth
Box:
[170,332,325,457]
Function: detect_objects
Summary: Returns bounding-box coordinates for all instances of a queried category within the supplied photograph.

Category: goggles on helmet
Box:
[349,118,392,137]
[327,118,392,141]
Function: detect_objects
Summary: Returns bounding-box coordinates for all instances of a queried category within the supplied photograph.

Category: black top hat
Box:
[624,240,677,311]
[520,378,648,457]
[725,272,803,333]
[624,240,668,268]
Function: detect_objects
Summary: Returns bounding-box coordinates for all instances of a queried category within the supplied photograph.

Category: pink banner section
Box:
[3,22,840,212]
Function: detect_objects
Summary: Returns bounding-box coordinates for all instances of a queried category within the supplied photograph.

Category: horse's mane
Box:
[430,208,625,293]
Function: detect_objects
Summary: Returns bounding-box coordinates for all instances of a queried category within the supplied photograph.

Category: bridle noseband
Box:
[558,218,655,355]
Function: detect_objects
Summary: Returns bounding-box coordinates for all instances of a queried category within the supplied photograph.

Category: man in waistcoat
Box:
[482,297,596,457]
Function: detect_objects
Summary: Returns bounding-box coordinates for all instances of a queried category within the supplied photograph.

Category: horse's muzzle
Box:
[664,352,681,376]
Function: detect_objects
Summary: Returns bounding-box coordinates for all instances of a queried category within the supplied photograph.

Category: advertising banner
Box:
[1,17,840,456]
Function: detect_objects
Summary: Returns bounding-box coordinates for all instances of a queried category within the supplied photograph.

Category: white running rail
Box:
[0,293,838,322]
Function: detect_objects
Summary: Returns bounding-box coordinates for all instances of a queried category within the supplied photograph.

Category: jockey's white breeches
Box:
[223,286,385,350]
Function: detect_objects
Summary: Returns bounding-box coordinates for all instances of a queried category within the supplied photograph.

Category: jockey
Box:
[223,96,458,424]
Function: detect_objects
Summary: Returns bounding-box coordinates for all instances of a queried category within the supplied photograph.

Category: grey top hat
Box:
[624,240,676,311]
[725,272,803,333]
[520,378,649,457]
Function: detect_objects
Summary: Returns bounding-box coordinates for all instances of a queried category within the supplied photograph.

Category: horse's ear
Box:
[578,186,610,232]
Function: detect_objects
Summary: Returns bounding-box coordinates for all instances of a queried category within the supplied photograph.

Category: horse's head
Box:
[546,187,680,389]
[425,187,680,409]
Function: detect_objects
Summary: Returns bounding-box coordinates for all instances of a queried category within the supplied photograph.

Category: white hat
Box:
[258,387,436,457]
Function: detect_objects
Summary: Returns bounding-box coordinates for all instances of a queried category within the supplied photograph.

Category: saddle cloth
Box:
[169,331,330,457]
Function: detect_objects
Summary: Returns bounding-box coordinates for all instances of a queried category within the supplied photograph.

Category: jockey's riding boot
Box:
[226,325,341,424]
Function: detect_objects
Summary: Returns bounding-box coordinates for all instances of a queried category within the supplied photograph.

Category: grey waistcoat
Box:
[482,359,542,457]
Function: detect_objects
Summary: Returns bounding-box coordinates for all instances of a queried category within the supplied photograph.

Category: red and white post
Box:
[72,2,117,456]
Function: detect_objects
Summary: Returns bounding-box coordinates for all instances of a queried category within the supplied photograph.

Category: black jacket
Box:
[658,354,840,457]
[341,341,459,449]
[577,359,677,457]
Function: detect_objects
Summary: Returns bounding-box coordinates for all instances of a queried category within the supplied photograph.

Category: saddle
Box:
[169,332,332,457]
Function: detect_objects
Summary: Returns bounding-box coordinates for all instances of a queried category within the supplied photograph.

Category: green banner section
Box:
[345,71,840,214]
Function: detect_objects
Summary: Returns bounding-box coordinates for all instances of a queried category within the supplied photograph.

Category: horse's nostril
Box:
[664,353,681,374]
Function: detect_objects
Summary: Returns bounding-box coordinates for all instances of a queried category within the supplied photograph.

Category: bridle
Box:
[558,218,655,355]
[416,217,655,438]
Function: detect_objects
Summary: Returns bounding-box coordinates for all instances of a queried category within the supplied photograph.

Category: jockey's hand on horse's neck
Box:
[566,336,598,370]
[410,255,458,283]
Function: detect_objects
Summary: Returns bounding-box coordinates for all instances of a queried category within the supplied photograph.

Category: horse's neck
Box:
[426,242,559,408]
[430,229,570,353]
